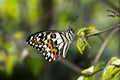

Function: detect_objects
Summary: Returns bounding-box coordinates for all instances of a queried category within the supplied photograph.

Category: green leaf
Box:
[82,66,94,75]
[2,0,19,20]
[76,26,98,54]
[77,38,86,54]
[102,57,120,80]
[77,66,95,80]
[77,26,98,36]
[4,41,18,54]
[14,31,23,39]
[77,63,102,80]
[5,55,17,75]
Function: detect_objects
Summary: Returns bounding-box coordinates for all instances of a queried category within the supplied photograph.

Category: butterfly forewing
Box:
[26,31,66,62]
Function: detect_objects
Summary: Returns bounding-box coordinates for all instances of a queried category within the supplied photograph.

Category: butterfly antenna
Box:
[69,16,78,28]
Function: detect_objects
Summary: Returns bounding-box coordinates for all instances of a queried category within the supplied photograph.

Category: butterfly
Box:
[26,27,75,62]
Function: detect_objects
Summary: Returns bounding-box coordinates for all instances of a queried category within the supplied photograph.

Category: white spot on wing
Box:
[47,52,50,57]
[58,42,64,50]
[30,36,33,40]
[30,41,32,44]
[47,34,51,39]
[32,43,35,46]
[43,52,46,56]
[62,42,69,58]
[43,45,47,48]
[36,37,40,41]
[48,58,52,62]
[52,39,57,42]
[53,58,56,61]
[38,33,41,36]
[35,45,38,47]
[57,39,63,44]
[66,32,71,42]
[55,33,61,39]
[46,48,50,52]
[44,40,47,44]
[45,57,48,60]
[43,32,46,35]
[51,53,54,59]
[39,45,42,48]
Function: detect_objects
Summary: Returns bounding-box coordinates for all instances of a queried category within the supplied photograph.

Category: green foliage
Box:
[0,51,18,76]
[77,66,95,80]
[5,55,17,75]
[0,41,19,75]
[14,31,24,39]
[0,51,6,71]
[81,66,94,75]
[28,57,45,76]
[102,57,120,80]
[76,26,98,54]
[1,0,19,20]
[4,41,18,54]
[77,65,100,80]
[77,57,120,80]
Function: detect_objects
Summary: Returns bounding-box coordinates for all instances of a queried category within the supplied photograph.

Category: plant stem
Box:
[86,24,120,38]
[92,25,120,65]
[58,56,82,75]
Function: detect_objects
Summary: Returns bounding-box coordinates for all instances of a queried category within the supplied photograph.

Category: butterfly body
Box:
[26,28,75,62]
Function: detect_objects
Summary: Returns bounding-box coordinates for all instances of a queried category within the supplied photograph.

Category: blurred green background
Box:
[0,0,119,80]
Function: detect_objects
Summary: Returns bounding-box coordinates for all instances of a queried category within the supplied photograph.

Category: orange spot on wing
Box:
[49,48,58,59]
[47,43,53,48]
[36,41,41,45]
[47,39,53,48]
[46,39,59,59]
[31,40,41,45]
[54,53,58,59]
[50,48,58,53]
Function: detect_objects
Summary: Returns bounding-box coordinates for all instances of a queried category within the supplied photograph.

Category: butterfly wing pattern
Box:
[26,28,75,62]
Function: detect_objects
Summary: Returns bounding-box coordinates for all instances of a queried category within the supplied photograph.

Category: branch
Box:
[58,56,104,77]
[86,24,120,38]
[57,56,82,75]
[107,9,120,17]
[101,0,120,13]
[92,24,120,65]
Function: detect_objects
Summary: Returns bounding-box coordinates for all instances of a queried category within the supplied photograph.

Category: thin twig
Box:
[58,56,82,75]
[92,25,120,65]
[101,0,120,13]
[107,10,120,17]
[86,24,120,38]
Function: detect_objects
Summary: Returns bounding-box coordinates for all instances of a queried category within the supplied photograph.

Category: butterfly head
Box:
[68,27,74,34]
